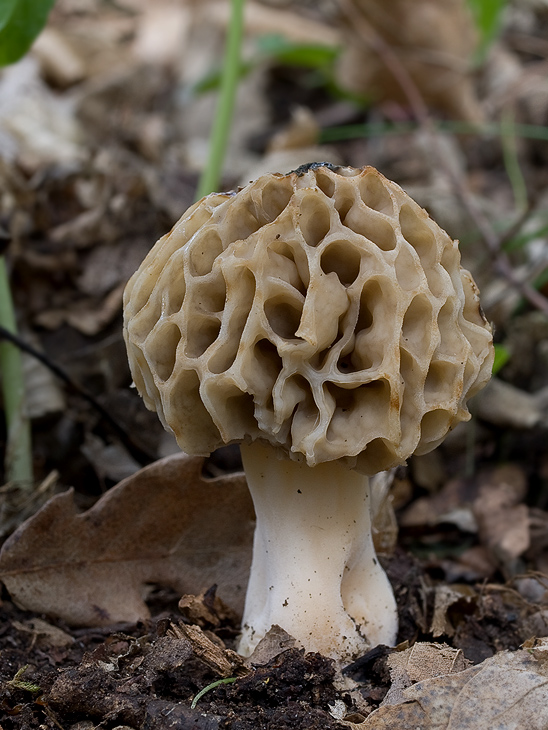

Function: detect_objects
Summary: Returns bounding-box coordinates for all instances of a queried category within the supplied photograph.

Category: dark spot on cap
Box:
[289,161,341,176]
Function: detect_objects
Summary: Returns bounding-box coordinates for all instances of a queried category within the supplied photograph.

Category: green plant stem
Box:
[0,256,33,486]
[501,108,528,212]
[195,0,246,200]
[191,677,237,709]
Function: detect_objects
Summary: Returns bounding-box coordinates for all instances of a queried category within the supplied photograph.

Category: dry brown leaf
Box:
[0,471,60,540]
[132,3,192,66]
[364,640,548,729]
[77,242,151,298]
[474,377,544,429]
[22,346,66,419]
[49,207,110,249]
[245,625,298,668]
[411,451,447,492]
[66,282,126,336]
[178,587,239,629]
[0,57,85,170]
[337,0,483,122]
[32,27,86,87]
[0,454,253,626]
[12,617,74,648]
[382,642,469,706]
[267,107,320,152]
[370,471,398,556]
[473,465,530,564]
[442,544,498,583]
[80,434,142,484]
[430,585,476,638]
[399,475,478,532]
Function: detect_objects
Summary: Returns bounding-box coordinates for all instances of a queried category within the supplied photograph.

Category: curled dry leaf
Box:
[12,617,74,649]
[244,625,299,668]
[382,642,469,707]
[0,454,253,626]
[363,639,548,729]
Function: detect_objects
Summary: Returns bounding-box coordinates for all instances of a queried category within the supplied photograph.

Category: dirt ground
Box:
[0,547,540,729]
[1,0,548,728]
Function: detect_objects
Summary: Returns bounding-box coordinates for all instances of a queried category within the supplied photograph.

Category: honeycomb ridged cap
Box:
[123,164,494,475]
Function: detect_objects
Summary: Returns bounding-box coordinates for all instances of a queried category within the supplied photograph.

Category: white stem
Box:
[238,441,398,661]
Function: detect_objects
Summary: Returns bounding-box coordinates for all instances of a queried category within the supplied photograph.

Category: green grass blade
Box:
[501,108,528,212]
[195,0,246,200]
[467,0,508,62]
[0,257,33,486]
[191,677,237,709]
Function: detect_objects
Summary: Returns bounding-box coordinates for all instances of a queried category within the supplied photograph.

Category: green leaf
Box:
[193,35,339,96]
[254,34,365,104]
[191,59,253,95]
[256,33,339,69]
[492,343,510,375]
[192,31,352,109]
[0,0,18,32]
[0,0,56,67]
[467,0,508,60]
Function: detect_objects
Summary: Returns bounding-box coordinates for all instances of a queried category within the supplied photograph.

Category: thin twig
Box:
[339,0,548,319]
[0,325,155,466]
[339,0,430,126]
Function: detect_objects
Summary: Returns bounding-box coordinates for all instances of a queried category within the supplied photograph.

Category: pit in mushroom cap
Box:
[124,163,494,476]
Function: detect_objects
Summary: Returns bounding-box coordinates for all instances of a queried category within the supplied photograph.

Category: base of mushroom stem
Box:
[238,441,398,661]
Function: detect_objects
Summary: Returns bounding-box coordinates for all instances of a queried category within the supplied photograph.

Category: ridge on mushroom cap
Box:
[123,165,494,476]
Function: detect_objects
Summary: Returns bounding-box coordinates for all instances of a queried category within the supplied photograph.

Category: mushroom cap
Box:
[123,164,494,475]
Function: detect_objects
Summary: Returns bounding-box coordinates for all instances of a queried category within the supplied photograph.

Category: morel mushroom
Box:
[123,163,494,661]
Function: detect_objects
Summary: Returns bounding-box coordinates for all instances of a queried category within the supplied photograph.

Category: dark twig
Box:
[0,325,155,465]
[339,0,548,318]
[339,0,431,125]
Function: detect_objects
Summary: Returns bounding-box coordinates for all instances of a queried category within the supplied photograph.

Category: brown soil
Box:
[0,548,534,730]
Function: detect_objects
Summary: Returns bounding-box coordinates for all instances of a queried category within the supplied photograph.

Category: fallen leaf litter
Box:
[1,0,548,727]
